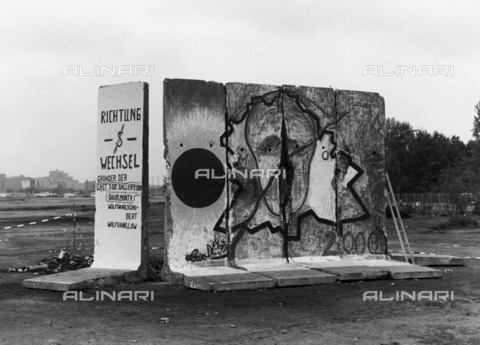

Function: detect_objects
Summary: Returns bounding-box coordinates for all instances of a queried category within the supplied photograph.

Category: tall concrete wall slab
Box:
[335,90,386,255]
[92,82,149,270]
[225,83,284,261]
[281,85,338,259]
[163,79,386,277]
[163,79,228,273]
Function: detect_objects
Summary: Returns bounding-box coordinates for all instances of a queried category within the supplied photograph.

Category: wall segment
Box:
[163,79,386,278]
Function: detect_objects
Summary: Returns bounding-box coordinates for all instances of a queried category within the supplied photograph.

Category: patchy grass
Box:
[0,198,165,270]
[431,216,480,230]
[385,213,480,257]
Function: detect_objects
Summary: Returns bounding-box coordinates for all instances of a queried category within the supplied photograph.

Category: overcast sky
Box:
[1,0,480,182]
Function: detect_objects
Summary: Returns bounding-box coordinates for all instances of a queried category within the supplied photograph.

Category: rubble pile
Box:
[0,250,94,274]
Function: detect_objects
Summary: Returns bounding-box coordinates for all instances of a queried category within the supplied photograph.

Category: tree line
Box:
[386,102,480,206]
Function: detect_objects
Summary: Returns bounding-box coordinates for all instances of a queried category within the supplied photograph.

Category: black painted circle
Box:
[172,148,225,208]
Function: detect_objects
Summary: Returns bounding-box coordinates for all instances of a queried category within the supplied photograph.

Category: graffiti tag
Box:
[185,239,228,262]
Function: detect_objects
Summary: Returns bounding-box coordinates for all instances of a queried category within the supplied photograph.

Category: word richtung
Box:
[101,108,142,123]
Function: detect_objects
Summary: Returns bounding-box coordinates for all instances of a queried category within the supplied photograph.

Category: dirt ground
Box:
[1,198,480,345]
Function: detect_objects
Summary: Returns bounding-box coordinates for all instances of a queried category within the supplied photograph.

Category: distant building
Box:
[21,180,34,189]
[0,174,5,193]
[6,175,32,192]
[34,177,57,190]
[48,170,81,190]
[3,170,90,193]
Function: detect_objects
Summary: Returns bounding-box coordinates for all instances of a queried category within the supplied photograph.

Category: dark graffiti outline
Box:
[213,175,283,235]
[221,89,283,156]
[337,150,371,225]
[212,176,285,261]
[215,88,373,259]
[355,232,366,255]
[290,129,337,241]
[292,130,371,241]
[367,229,388,255]
[342,231,355,254]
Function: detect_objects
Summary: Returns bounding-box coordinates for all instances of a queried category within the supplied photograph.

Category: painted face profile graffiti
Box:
[210,87,375,260]
[244,95,317,216]
[245,100,283,216]
[282,94,318,214]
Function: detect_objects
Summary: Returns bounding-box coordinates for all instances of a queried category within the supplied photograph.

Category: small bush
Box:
[386,206,411,219]
[431,215,479,230]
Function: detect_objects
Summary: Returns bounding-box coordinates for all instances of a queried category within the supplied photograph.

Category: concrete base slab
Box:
[180,267,275,292]
[241,263,337,287]
[292,255,388,265]
[184,273,276,291]
[175,257,443,290]
[388,265,443,279]
[391,253,466,266]
[23,268,132,291]
[296,256,443,281]
[310,266,390,281]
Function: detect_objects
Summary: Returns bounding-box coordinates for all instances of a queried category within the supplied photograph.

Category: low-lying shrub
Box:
[431,215,479,230]
[385,206,411,219]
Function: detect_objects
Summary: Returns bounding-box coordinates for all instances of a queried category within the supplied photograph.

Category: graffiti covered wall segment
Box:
[336,90,386,255]
[163,79,386,274]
